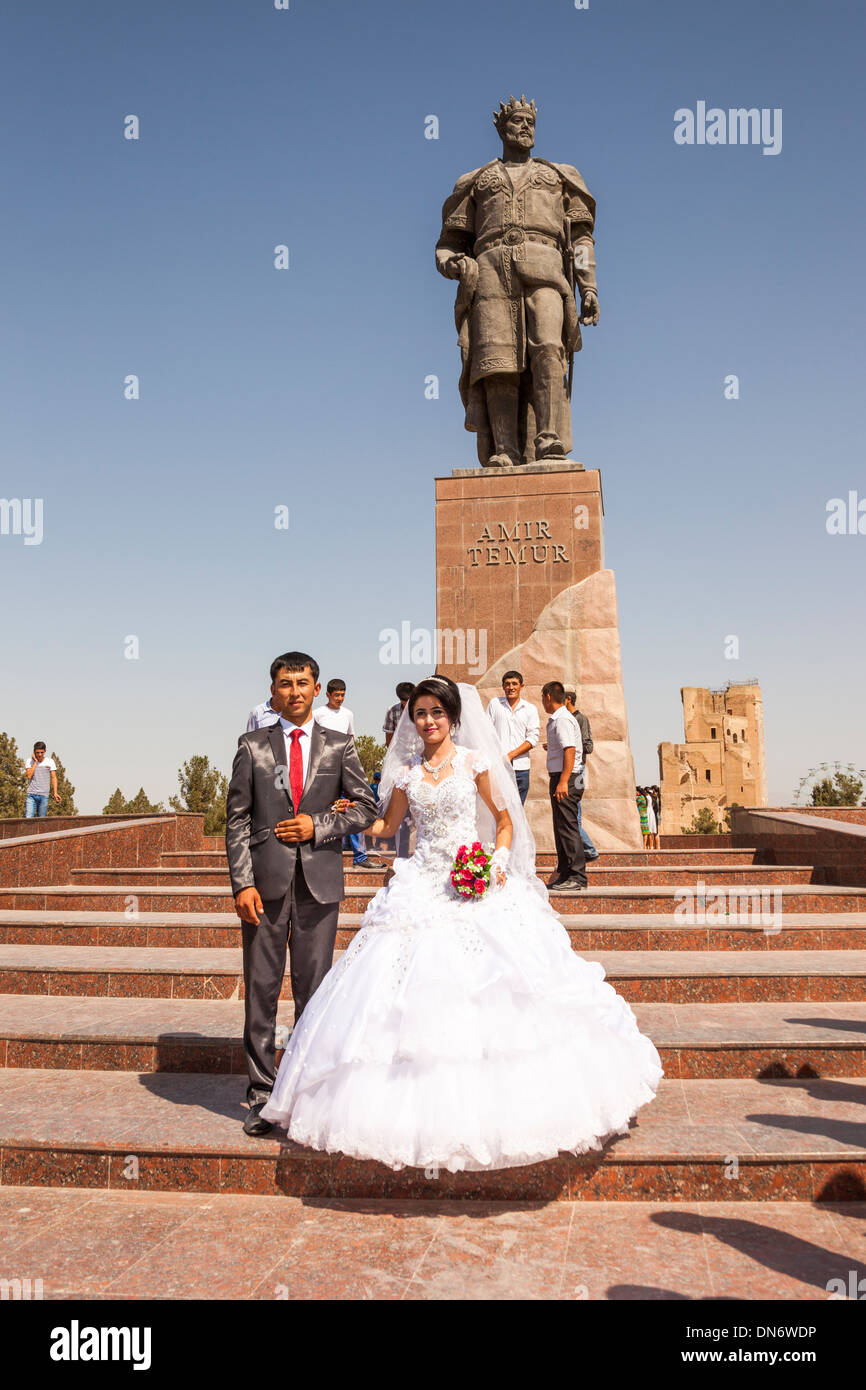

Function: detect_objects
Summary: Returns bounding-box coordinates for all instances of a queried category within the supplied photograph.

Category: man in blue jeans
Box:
[24,742,60,817]
[565,692,599,862]
[486,670,540,806]
[383,683,415,859]
[313,679,379,868]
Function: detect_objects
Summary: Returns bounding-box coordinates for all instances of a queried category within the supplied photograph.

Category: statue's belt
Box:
[474,229,562,253]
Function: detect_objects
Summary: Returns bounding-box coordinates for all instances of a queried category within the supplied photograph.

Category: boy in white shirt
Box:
[25,742,60,818]
[486,669,540,805]
[313,679,355,736]
[315,680,369,866]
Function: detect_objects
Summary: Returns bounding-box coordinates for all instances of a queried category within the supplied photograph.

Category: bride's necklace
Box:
[422,747,455,782]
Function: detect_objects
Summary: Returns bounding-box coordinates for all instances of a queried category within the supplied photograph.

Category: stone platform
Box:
[1,813,865,1298]
[4,1186,863,1300]
[435,466,642,852]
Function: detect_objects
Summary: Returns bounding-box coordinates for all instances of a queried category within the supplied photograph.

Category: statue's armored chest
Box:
[474,165,511,198]
[473,162,565,245]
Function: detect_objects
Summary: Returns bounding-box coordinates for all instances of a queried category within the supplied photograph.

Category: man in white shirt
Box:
[565,689,599,862]
[246,696,280,732]
[383,682,414,857]
[313,679,355,736]
[314,679,371,866]
[486,669,540,805]
[541,680,587,892]
[24,742,61,817]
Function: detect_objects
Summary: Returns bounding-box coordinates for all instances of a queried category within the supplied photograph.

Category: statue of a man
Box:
[436,96,598,467]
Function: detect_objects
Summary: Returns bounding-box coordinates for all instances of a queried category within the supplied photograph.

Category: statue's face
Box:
[503,111,535,149]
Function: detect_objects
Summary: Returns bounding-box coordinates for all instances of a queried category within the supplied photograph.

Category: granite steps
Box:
[0,943,864,1004]
[0,1070,864,1203]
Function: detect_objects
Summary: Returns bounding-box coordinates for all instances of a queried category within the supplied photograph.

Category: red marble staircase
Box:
[0,812,865,1202]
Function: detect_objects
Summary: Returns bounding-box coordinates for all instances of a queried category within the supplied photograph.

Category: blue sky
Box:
[1,0,864,811]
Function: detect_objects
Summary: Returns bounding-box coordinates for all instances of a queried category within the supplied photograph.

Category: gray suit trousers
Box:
[241,856,339,1106]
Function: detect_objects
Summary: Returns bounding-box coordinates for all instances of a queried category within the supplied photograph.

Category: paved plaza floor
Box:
[2,1188,864,1301]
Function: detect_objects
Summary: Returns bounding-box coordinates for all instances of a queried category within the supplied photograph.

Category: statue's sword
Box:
[564,219,576,402]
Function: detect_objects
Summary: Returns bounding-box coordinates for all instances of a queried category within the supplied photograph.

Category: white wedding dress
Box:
[260,744,663,1172]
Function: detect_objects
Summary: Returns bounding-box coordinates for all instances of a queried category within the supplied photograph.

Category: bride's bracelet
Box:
[490,847,510,877]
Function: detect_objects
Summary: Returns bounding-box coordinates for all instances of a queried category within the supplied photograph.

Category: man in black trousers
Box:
[226,650,377,1135]
[541,680,587,893]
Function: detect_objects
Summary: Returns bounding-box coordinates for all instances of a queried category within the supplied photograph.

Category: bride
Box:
[260,675,663,1171]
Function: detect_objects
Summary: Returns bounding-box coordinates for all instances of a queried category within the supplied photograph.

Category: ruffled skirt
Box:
[259,862,663,1171]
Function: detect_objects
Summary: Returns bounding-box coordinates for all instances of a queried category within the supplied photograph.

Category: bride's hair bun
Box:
[408,675,462,729]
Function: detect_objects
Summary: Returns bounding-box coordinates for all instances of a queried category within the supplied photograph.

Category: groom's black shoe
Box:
[549,876,588,894]
[243,1102,274,1137]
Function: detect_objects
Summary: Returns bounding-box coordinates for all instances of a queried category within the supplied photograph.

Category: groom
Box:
[226,650,378,1136]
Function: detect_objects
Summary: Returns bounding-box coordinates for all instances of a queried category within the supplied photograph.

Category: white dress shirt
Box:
[246,698,280,732]
[313,703,355,736]
[279,713,315,792]
[546,705,583,774]
[486,696,540,772]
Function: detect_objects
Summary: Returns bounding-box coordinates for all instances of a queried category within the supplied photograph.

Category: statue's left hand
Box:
[459,256,479,297]
[580,291,600,326]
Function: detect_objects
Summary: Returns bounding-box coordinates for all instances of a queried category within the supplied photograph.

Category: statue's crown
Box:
[493,94,537,134]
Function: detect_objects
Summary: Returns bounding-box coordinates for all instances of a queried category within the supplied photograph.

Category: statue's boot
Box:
[484,376,522,467]
[531,346,568,460]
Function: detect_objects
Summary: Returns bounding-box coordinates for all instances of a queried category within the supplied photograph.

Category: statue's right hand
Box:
[235,886,263,925]
[443,255,465,281]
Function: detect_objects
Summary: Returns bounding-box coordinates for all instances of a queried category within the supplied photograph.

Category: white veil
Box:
[378,680,546,900]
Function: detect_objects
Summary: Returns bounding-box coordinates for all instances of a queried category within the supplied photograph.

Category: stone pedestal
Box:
[435,463,642,853]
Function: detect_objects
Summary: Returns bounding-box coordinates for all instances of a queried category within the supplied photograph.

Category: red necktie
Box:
[289,728,304,810]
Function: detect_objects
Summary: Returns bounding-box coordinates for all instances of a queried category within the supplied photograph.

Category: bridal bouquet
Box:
[450,842,492,899]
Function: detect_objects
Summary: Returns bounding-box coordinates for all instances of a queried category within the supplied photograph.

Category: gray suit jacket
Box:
[225,721,378,904]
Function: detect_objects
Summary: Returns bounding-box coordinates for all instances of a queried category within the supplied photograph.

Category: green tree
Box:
[170,755,228,836]
[682,807,721,835]
[723,801,743,831]
[811,772,864,807]
[0,732,26,818]
[103,787,164,814]
[354,734,387,782]
[125,787,165,814]
[46,751,77,816]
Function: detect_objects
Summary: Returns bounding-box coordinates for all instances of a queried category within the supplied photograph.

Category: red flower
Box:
[471,841,482,852]
[473,878,486,893]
